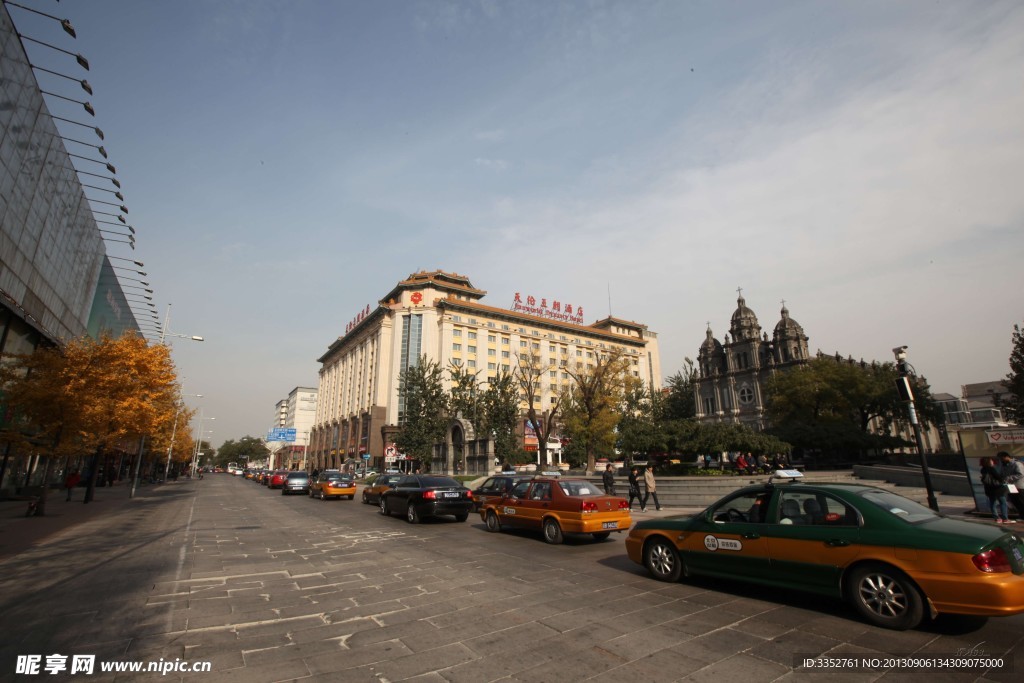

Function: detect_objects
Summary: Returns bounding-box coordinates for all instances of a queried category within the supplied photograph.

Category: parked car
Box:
[361,473,402,506]
[268,470,289,489]
[310,471,356,500]
[281,471,310,495]
[479,477,631,544]
[379,475,474,523]
[471,474,533,512]
[625,473,1024,630]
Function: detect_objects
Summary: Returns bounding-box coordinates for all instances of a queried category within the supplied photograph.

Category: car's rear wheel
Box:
[379,497,388,516]
[407,503,420,524]
[362,492,370,504]
[592,532,611,541]
[486,510,501,532]
[454,512,468,522]
[846,563,924,630]
[644,537,682,582]
[542,518,563,545]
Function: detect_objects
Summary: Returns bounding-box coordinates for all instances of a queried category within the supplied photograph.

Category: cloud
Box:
[474,129,506,142]
[474,157,508,171]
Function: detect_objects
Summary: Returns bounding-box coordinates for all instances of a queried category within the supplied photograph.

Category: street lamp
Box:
[32,64,92,95]
[50,115,104,140]
[893,346,939,511]
[191,412,215,478]
[4,1,78,38]
[39,89,97,117]
[165,393,202,482]
[159,304,204,344]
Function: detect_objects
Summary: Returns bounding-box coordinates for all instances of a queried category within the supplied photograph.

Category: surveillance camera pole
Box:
[893,346,939,511]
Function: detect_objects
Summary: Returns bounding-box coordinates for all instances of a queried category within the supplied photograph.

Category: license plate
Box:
[602,522,618,529]
[1013,546,1023,562]
[443,492,460,498]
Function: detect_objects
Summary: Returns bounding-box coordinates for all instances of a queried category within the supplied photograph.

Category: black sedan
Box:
[380,475,474,523]
[281,471,310,495]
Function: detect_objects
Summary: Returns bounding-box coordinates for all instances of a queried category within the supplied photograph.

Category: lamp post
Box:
[159,304,204,344]
[191,412,215,478]
[893,346,939,511]
[165,393,202,482]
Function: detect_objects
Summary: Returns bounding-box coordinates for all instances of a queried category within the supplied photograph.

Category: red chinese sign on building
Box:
[345,303,373,335]
[511,292,584,325]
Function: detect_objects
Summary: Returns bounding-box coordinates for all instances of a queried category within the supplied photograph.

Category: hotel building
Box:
[310,271,661,474]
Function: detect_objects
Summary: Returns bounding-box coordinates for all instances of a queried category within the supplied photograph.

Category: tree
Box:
[663,359,698,420]
[514,351,563,469]
[765,357,936,460]
[561,348,633,472]
[448,361,483,426]
[0,333,178,512]
[395,357,449,470]
[216,436,271,468]
[479,369,520,466]
[1006,322,1024,423]
[616,383,666,462]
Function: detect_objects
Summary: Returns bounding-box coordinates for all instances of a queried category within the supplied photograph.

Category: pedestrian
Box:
[602,463,616,496]
[642,462,661,512]
[735,453,747,475]
[980,457,1011,524]
[757,454,769,474]
[998,451,1024,519]
[64,470,81,502]
[106,465,116,487]
[627,466,642,511]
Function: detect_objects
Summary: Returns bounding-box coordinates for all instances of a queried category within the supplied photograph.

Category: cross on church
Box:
[780,298,786,308]
[736,286,743,298]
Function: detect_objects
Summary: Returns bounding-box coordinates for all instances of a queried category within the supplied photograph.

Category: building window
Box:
[468,360,476,368]
[453,343,462,351]
[502,338,509,345]
[502,351,510,358]
[488,362,496,370]
[549,358,555,365]
[739,386,755,405]
[503,364,510,372]
[488,348,496,356]
[453,329,462,337]
[549,371,557,378]
[469,346,476,353]
[520,341,527,348]
[488,335,496,343]
[576,350,582,357]
[468,332,477,340]
[549,346,555,353]
[532,343,540,350]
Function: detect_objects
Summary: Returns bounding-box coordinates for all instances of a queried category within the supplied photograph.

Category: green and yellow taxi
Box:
[625,472,1024,630]
[480,476,632,544]
[309,470,356,500]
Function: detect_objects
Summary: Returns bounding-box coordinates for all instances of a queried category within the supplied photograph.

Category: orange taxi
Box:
[479,477,632,544]
[309,471,356,500]
[361,473,402,506]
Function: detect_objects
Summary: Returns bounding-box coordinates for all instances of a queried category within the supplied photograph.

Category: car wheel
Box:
[542,518,563,545]
[846,563,925,630]
[644,537,682,582]
[379,497,388,516]
[407,503,421,524]
[455,512,468,522]
[485,510,501,532]
[592,532,611,541]
[362,492,370,504]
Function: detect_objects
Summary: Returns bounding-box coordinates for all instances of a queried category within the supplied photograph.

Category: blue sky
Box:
[14,1,1024,443]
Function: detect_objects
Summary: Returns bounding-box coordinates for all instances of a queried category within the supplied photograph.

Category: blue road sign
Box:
[268,428,298,442]
[361,453,371,460]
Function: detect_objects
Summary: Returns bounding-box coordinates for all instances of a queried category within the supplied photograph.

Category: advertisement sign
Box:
[986,429,1024,444]
[511,292,585,325]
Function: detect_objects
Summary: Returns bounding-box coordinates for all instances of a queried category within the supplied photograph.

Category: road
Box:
[0,475,1020,682]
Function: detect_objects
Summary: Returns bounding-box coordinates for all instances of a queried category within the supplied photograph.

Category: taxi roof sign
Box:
[769,469,805,484]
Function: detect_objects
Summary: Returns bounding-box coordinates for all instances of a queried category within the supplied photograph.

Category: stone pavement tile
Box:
[439,646,559,683]
[175,628,240,649]
[303,639,414,675]
[179,657,310,683]
[597,624,699,661]
[361,642,478,681]
[667,627,767,665]
[377,601,462,626]
[232,630,293,651]
[609,605,688,634]
[232,614,325,639]
[681,653,790,683]
[400,617,506,654]
[510,644,628,682]
[546,621,631,650]
[747,629,842,666]
[850,627,936,653]
[587,647,707,683]
[186,609,283,630]
[287,618,378,645]
[180,644,245,672]
[400,672,449,683]
[463,622,562,657]
[181,597,234,616]
[795,614,871,642]
[345,620,429,648]
[241,639,347,667]
[71,638,133,661]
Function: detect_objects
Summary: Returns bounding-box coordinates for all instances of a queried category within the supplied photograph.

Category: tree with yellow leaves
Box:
[0,333,180,513]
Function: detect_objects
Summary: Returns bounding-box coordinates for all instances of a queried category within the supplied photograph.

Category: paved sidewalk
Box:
[0,480,182,560]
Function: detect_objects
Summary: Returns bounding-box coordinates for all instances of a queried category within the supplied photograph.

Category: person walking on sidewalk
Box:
[627,466,642,511]
[998,451,1024,519]
[642,462,661,512]
[64,470,81,502]
[980,457,1011,524]
[602,463,616,496]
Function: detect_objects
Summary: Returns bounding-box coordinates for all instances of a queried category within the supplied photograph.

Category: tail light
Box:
[581,500,598,513]
[465,490,473,499]
[618,500,629,510]
[972,547,1011,573]
[423,490,436,500]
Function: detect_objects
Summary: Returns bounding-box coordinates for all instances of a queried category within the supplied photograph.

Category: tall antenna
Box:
[607,283,612,317]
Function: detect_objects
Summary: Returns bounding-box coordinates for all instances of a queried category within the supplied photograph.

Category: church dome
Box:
[729,293,761,341]
[773,304,805,339]
[700,327,723,356]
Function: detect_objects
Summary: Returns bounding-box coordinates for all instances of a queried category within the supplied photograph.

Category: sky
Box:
[13,0,1024,445]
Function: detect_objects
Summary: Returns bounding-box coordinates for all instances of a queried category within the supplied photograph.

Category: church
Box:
[694,291,810,430]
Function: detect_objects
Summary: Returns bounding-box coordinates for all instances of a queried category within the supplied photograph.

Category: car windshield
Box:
[558,481,603,496]
[420,476,460,488]
[858,489,938,523]
[287,472,308,480]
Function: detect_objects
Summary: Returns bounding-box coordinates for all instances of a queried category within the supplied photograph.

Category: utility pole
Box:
[893,346,939,511]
